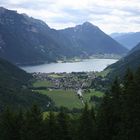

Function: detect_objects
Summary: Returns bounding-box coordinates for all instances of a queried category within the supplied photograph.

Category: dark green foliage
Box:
[21,105,44,140]
[90,106,96,122]
[0,68,140,140]
[0,57,31,88]
[0,105,47,140]
[0,105,72,140]
[106,43,140,81]
[0,104,97,140]
[97,78,122,140]
[97,68,140,140]
[123,68,134,88]
[116,69,140,140]
[97,94,113,140]
[44,111,58,140]
[57,108,71,140]
[0,57,54,111]
[78,103,96,140]
[0,108,24,140]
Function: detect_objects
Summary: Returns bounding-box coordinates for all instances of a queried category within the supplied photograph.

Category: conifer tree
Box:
[21,105,44,140]
[57,107,71,140]
[117,68,140,140]
[0,108,22,140]
[90,106,96,122]
[123,68,134,89]
[78,103,96,140]
[45,111,58,140]
[97,78,122,140]
[13,109,24,140]
[96,94,113,140]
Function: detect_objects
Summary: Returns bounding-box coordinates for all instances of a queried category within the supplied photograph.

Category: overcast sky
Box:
[0,0,140,34]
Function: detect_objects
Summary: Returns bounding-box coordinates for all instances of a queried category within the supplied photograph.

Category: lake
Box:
[21,59,118,73]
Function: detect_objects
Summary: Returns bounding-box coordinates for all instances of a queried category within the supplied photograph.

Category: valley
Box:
[30,72,105,109]
[0,6,139,113]
[0,4,139,140]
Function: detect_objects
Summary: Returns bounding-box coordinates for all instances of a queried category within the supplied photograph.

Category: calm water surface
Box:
[21,59,118,73]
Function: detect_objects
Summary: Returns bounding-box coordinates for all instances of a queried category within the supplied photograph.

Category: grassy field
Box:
[36,89,104,109]
[95,68,112,77]
[48,74,64,78]
[83,89,104,102]
[37,89,83,109]
[33,80,54,87]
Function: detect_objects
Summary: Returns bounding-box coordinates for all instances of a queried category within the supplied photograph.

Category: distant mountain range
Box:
[110,32,140,50]
[106,42,140,80]
[0,7,128,65]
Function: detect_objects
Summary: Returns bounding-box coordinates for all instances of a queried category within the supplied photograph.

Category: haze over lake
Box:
[21,59,118,73]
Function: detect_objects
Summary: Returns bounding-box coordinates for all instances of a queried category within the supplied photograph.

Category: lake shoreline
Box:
[21,58,118,73]
[18,54,121,67]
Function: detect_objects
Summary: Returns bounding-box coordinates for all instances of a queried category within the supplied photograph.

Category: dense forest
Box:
[0,68,140,140]
[0,57,55,111]
[106,43,140,81]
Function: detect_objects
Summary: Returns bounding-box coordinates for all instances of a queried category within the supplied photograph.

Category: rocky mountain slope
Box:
[59,22,128,55]
[0,7,128,65]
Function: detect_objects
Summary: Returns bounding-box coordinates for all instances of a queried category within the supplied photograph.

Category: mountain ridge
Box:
[0,7,128,65]
[106,42,140,80]
[110,32,140,50]
[59,22,128,56]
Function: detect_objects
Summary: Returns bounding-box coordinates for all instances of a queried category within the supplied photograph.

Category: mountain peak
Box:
[0,7,6,13]
[74,21,99,31]
[0,7,128,65]
[0,7,5,10]
[82,22,98,28]
[0,7,17,15]
[82,21,93,26]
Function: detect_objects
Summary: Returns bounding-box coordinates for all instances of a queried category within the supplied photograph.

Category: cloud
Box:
[0,0,140,33]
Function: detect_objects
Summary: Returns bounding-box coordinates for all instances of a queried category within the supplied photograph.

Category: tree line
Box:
[0,68,140,140]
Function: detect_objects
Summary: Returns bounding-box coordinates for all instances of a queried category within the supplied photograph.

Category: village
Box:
[32,72,97,90]
[31,72,105,108]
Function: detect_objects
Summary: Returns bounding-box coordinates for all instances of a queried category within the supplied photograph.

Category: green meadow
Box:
[36,89,104,109]
[33,80,54,87]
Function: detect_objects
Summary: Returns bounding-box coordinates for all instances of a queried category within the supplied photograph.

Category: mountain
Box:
[110,32,140,50]
[0,7,128,65]
[0,57,31,88]
[0,7,70,65]
[59,22,128,56]
[0,57,53,111]
[106,42,140,80]
[129,42,140,53]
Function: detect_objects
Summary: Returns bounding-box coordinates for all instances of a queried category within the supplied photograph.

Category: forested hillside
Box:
[0,57,31,88]
[0,57,54,111]
[0,68,140,140]
[106,43,140,80]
